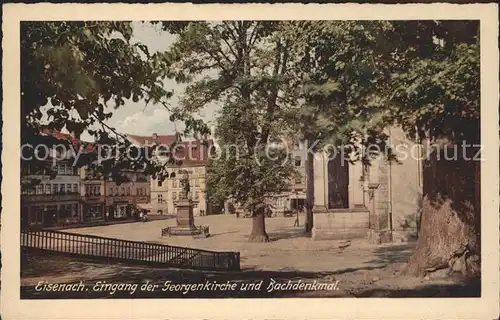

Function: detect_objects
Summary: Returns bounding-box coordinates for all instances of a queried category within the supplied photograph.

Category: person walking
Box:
[293,209,299,227]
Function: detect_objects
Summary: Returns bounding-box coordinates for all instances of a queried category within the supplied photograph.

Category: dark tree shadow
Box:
[267,227,309,241]
[364,244,416,265]
[353,277,480,298]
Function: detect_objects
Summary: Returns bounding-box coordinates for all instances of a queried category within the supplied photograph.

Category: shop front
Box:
[110,196,134,220]
[83,203,105,222]
[21,194,81,228]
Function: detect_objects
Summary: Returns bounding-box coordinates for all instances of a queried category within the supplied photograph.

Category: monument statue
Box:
[179,170,190,200]
[161,169,209,237]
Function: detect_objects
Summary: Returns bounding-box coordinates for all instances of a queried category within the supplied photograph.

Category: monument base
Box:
[161,198,210,237]
[161,225,210,237]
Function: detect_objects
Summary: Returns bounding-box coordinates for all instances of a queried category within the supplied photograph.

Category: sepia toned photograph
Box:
[2,3,499,320]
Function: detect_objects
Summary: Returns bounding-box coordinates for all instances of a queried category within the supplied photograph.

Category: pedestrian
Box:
[293,209,299,227]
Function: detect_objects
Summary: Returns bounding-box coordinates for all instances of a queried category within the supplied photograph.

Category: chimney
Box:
[152,133,158,142]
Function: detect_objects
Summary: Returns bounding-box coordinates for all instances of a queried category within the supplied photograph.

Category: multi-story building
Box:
[80,175,106,223]
[105,170,150,219]
[127,133,212,216]
[269,146,307,214]
[21,131,81,228]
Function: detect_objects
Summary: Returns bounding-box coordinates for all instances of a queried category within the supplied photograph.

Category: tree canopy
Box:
[21,21,176,186]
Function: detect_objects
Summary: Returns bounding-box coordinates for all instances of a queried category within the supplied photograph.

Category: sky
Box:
[80,22,218,141]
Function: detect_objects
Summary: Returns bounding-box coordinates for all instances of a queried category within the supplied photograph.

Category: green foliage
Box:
[282,20,480,162]
[21,21,174,187]
[162,21,296,213]
[385,21,480,143]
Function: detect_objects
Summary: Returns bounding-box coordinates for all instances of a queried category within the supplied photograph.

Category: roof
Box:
[170,140,212,166]
[41,129,79,145]
[127,134,176,146]
[127,133,213,167]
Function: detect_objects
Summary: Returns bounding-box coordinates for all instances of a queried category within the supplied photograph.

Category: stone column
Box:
[313,152,327,212]
[349,161,365,209]
[367,156,392,243]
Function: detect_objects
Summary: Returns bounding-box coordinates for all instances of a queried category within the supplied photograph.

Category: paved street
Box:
[64,214,415,273]
[22,215,480,299]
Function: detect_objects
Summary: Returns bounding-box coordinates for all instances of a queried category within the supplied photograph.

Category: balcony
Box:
[135,196,150,204]
[106,195,134,204]
[82,194,105,203]
[22,193,80,203]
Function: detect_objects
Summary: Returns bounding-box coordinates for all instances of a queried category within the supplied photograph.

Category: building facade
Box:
[21,131,81,228]
[21,159,81,228]
[105,171,150,219]
[127,133,212,216]
[310,126,423,242]
[270,146,307,214]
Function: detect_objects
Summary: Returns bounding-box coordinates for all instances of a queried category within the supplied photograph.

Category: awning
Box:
[136,203,152,211]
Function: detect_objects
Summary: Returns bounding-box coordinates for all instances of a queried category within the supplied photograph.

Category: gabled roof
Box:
[127,133,213,167]
[127,134,176,146]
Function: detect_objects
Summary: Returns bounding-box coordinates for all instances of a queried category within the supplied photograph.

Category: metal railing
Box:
[21,229,240,271]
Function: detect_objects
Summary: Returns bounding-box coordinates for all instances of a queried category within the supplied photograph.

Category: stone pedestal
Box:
[176,199,195,229]
[161,198,210,237]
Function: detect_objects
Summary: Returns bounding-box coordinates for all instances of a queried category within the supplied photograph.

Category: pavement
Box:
[61,214,414,273]
[21,214,481,298]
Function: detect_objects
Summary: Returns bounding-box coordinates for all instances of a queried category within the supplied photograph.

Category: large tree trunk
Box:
[404,146,481,277]
[249,208,270,242]
[305,146,315,233]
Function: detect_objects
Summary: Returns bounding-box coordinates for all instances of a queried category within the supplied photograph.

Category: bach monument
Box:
[161,170,209,237]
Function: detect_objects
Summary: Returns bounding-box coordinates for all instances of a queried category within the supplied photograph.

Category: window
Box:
[157,179,162,187]
[157,210,163,215]
[195,179,200,187]
[66,184,72,193]
[60,184,65,193]
[33,206,44,224]
[295,176,302,184]
[65,165,72,175]
[45,184,51,194]
[173,180,178,188]
[127,187,130,196]
[121,187,125,196]
[72,204,78,217]
[294,156,302,167]
[58,164,65,175]
[73,184,78,193]
[158,194,163,203]
[194,191,199,200]
[172,192,177,200]
[59,204,72,219]
[109,187,113,196]
[115,188,119,196]
[73,166,78,175]
[36,184,43,195]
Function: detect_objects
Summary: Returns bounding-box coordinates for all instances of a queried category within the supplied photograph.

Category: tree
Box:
[281,21,393,232]
[384,21,480,276]
[161,21,297,242]
[284,20,480,276]
[21,21,176,188]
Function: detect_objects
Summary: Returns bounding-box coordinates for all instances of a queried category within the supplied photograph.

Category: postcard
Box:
[1,3,499,319]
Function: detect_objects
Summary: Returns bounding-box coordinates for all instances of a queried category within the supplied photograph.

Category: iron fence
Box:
[21,229,240,271]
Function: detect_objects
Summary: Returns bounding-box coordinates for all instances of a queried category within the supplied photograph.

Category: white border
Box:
[2,3,499,319]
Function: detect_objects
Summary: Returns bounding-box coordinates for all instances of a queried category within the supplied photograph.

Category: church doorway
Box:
[327,155,349,209]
